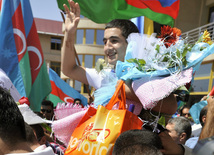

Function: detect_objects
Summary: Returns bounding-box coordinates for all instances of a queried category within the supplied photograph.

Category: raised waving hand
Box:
[63,0,80,36]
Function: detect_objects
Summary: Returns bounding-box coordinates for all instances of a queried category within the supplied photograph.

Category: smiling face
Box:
[103,28,128,66]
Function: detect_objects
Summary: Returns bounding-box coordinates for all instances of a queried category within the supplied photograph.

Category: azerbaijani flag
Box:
[48,68,88,107]
[0,0,51,111]
[57,0,180,26]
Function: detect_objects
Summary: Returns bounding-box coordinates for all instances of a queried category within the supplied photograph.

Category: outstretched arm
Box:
[199,96,214,140]
[61,0,88,84]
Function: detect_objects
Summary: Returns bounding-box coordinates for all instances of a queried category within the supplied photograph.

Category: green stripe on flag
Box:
[57,0,174,26]
[48,94,64,107]
[28,62,51,112]
[19,52,32,97]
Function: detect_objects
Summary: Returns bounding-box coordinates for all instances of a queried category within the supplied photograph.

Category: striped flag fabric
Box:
[57,0,180,26]
[0,0,51,111]
[48,68,88,107]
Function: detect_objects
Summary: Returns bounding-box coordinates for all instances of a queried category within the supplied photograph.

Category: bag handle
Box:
[105,80,126,110]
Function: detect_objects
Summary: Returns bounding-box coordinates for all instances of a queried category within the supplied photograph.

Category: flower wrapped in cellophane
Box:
[116,26,214,80]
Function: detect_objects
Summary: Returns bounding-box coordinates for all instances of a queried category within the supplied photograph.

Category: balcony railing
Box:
[181,22,214,44]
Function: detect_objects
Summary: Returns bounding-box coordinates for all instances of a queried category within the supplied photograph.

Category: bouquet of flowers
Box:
[127,26,212,72]
[116,26,214,80]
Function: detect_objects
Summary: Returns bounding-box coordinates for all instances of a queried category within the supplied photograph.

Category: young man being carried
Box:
[61,0,190,116]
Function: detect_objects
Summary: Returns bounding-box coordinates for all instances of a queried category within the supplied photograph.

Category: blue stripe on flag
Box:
[20,0,33,37]
[0,0,26,97]
[159,0,178,7]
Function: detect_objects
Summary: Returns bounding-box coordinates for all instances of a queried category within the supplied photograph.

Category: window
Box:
[74,80,81,93]
[96,30,104,45]
[76,54,83,66]
[51,37,61,50]
[194,63,212,78]
[76,29,84,44]
[191,79,209,92]
[85,55,93,68]
[191,62,214,94]
[86,29,94,44]
[50,61,61,76]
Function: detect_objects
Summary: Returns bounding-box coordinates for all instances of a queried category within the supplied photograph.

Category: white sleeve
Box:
[86,68,102,89]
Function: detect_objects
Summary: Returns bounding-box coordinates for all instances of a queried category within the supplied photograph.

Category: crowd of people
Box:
[0,0,214,154]
[0,85,213,155]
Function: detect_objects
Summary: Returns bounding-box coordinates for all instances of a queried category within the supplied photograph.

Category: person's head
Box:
[166,116,192,144]
[104,19,139,66]
[25,123,40,150]
[41,100,54,120]
[30,124,46,145]
[0,86,26,147]
[113,129,163,155]
[74,98,82,105]
[199,105,208,127]
[180,105,192,120]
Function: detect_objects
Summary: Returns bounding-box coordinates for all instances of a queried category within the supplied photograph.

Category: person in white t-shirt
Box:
[61,0,177,115]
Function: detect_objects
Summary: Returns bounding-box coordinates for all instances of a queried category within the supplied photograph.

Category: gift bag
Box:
[64,80,143,155]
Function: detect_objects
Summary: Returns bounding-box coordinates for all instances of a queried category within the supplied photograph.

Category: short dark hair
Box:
[113,129,162,155]
[41,100,54,109]
[179,105,190,116]
[74,98,81,104]
[25,123,38,146]
[199,105,208,127]
[30,124,44,141]
[105,19,139,39]
[0,86,26,144]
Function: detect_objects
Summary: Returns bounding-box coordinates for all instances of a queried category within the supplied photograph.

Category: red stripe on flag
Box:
[126,0,179,19]
[51,81,74,103]
[12,2,27,61]
[0,0,2,11]
[27,20,44,84]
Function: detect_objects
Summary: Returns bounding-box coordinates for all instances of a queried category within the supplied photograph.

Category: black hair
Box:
[0,86,26,144]
[179,105,190,116]
[105,19,139,39]
[25,123,38,146]
[113,129,162,155]
[199,105,208,127]
[41,100,54,109]
[74,98,81,104]
[30,124,45,141]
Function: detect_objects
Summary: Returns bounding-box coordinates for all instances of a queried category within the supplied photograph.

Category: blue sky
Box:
[30,0,63,21]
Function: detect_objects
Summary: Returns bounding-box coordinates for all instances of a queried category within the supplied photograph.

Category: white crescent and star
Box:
[13,28,42,71]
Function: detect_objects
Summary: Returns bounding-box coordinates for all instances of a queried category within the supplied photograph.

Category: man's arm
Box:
[199,96,214,140]
[61,0,88,85]
[122,79,177,115]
